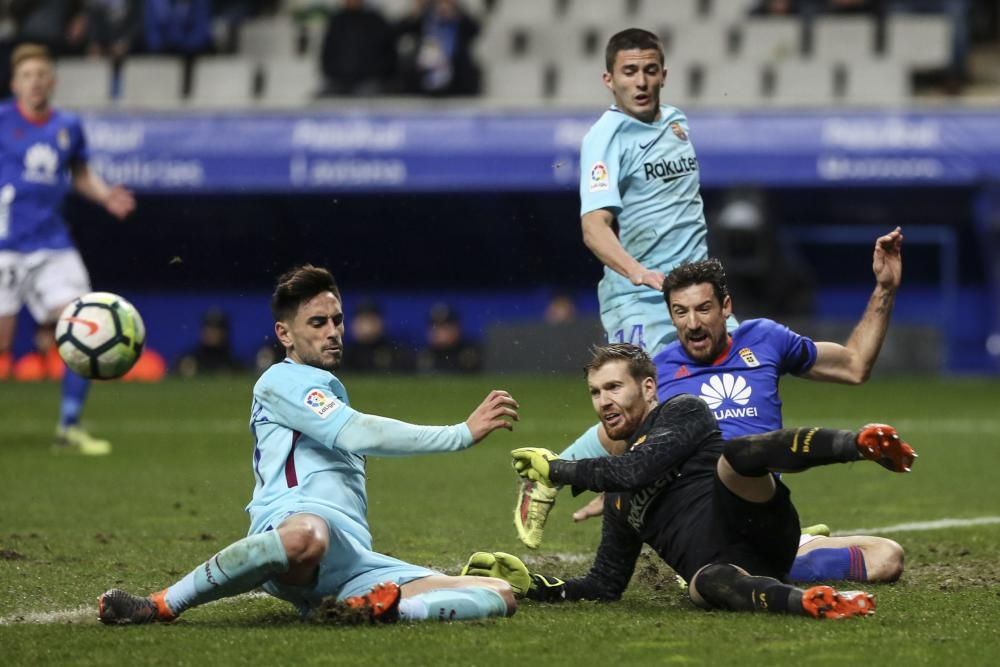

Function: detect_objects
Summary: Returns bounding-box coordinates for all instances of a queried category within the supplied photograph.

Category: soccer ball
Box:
[56,292,146,380]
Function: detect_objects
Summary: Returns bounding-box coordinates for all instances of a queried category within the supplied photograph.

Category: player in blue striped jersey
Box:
[98,265,520,625]
[0,44,136,455]
[570,228,907,583]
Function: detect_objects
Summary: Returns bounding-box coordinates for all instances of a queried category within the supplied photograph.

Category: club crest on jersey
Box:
[739,348,760,367]
[589,161,609,192]
[23,143,59,183]
[304,389,341,419]
[57,128,70,150]
[670,122,688,141]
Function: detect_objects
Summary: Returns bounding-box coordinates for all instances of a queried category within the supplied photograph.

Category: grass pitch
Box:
[2,374,1000,666]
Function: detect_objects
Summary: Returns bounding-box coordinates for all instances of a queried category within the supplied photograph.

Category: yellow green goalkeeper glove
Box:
[460,551,531,598]
[511,447,559,487]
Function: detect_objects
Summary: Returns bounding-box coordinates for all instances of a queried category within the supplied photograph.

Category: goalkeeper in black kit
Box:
[463,344,916,619]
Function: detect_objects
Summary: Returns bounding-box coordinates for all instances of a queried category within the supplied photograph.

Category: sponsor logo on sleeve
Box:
[304,389,342,419]
[739,348,760,367]
[588,161,610,192]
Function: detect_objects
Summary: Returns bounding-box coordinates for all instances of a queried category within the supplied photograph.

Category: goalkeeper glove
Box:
[460,551,567,602]
[461,551,531,597]
[511,447,559,487]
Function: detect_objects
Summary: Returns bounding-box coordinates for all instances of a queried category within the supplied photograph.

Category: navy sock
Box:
[60,370,90,427]
[790,547,868,582]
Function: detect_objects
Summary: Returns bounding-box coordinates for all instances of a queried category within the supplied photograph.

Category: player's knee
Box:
[278,520,328,567]
[865,538,904,582]
[689,563,740,611]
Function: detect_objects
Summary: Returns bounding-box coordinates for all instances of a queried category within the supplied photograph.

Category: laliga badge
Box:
[304,388,342,419]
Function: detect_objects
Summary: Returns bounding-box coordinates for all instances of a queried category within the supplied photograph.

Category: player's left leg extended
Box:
[690,563,875,619]
[791,535,904,583]
[722,424,916,481]
[98,513,325,624]
[396,574,516,621]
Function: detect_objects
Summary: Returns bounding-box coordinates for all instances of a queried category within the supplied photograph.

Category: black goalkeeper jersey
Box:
[548,394,733,599]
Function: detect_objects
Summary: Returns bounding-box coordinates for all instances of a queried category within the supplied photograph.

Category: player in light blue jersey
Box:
[515,27,732,547]
[98,265,521,625]
[569,229,907,584]
[0,44,136,455]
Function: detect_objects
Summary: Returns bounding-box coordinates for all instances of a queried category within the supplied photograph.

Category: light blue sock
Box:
[164,530,289,615]
[398,587,508,622]
[59,371,90,427]
[558,423,608,460]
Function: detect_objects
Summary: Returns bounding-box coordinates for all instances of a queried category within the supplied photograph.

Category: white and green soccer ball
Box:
[56,292,146,380]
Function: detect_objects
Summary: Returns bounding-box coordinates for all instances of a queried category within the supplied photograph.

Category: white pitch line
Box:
[834,516,1000,536]
[4,518,1000,625]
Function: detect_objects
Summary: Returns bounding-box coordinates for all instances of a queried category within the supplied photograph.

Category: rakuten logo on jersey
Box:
[699,373,758,420]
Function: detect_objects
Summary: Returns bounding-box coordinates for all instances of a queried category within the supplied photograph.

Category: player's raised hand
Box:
[572,493,605,522]
[631,268,665,291]
[105,185,136,220]
[872,226,903,291]
[466,389,519,442]
[511,447,558,487]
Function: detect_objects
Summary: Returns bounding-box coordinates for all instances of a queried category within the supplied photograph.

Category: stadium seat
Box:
[551,59,613,107]
[738,17,802,63]
[119,57,185,109]
[843,60,910,107]
[564,0,630,25]
[52,58,112,109]
[770,61,837,108]
[666,21,733,64]
[811,15,877,63]
[632,0,701,28]
[491,0,558,26]
[482,60,549,106]
[239,16,299,60]
[695,61,765,108]
[704,0,756,22]
[259,59,321,108]
[188,57,257,109]
[886,14,952,70]
[374,0,414,20]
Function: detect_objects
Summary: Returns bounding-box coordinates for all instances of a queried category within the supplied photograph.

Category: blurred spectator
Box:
[174,308,245,377]
[255,338,284,374]
[544,292,577,325]
[10,0,86,55]
[213,0,278,53]
[396,0,481,96]
[143,0,213,55]
[85,0,142,60]
[319,0,395,96]
[417,302,481,373]
[342,300,413,373]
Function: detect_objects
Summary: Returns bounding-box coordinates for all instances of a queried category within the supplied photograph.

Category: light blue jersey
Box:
[579,104,709,354]
[246,358,472,544]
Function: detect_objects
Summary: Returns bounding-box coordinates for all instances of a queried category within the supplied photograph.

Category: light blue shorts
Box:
[601,294,739,358]
[250,506,438,615]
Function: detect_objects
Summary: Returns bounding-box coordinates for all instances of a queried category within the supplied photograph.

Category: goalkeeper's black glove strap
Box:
[526,573,567,602]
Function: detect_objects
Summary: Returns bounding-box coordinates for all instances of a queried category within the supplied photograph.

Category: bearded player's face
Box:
[668,283,732,364]
[587,360,656,441]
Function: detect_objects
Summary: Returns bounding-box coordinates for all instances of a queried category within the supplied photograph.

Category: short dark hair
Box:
[584,343,657,383]
[271,264,340,322]
[663,258,730,306]
[605,28,664,72]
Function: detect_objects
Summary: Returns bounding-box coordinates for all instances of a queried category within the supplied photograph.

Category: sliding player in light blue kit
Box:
[99,265,519,625]
[515,27,734,546]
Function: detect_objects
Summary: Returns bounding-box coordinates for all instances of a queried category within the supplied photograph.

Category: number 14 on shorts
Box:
[611,324,646,350]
